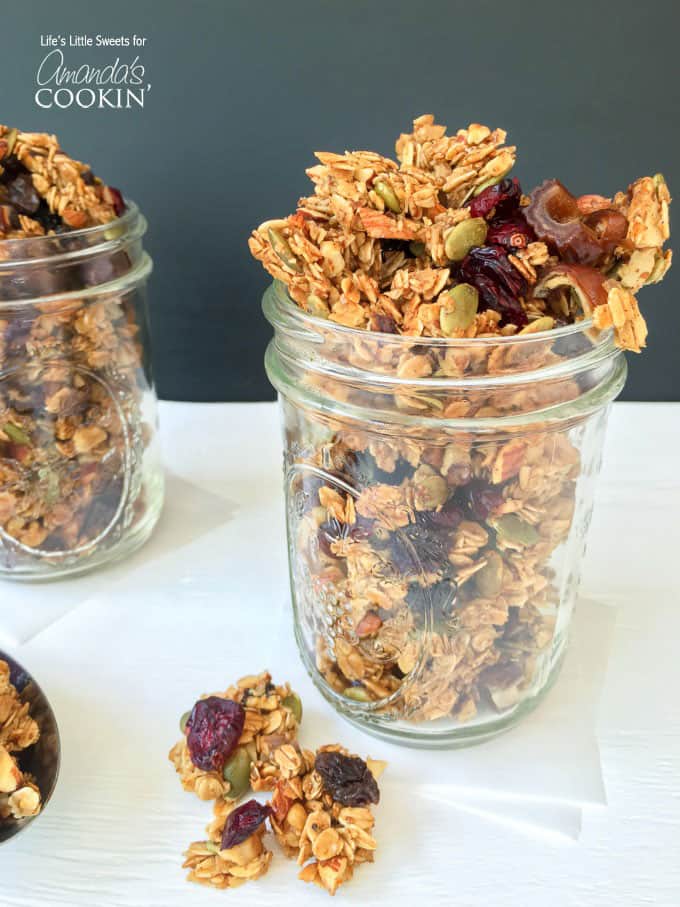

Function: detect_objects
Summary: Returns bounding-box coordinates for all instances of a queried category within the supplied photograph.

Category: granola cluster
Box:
[169,672,301,801]
[0,126,156,571]
[267,745,384,895]
[169,672,384,896]
[0,126,122,237]
[249,114,671,352]
[0,660,42,821]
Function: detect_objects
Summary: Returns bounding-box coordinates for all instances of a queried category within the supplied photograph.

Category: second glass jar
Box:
[0,202,163,580]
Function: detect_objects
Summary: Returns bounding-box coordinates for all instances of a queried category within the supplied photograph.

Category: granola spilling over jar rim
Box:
[250,114,671,352]
[0,125,162,578]
[253,114,655,744]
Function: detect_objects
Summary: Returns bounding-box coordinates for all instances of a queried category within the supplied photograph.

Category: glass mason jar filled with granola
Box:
[251,114,670,745]
[0,126,163,579]
[264,282,625,745]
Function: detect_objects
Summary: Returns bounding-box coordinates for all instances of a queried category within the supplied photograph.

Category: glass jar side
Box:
[0,209,163,580]
[279,394,614,745]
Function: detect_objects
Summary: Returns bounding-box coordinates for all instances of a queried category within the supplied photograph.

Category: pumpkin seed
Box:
[344,685,371,702]
[653,173,667,190]
[222,746,252,800]
[267,228,302,273]
[472,164,514,197]
[374,180,401,214]
[205,841,220,854]
[282,692,303,723]
[2,422,31,446]
[179,710,191,734]
[440,283,479,335]
[409,241,426,256]
[305,294,330,319]
[494,513,540,547]
[444,218,488,261]
[0,128,17,161]
[474,551,504,597]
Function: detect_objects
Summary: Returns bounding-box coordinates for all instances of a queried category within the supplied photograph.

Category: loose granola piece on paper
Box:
[265,744,384,896]
[182,825,272,890]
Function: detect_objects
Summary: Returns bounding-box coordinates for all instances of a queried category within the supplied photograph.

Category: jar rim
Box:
[268,278,598,348]
[0,199,139,254]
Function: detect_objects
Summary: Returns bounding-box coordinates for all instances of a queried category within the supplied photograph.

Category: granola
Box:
[171,676,384,896]
[0,126,122,236]
[249,114,671,352]
[0,660,43,821]
[267,745,384,896]
[0,126,158,573]
[183,822,273,890]
[252,115,668,734]
[169,672,302,801]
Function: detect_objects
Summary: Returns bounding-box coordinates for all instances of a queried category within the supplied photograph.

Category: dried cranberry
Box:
[459,246,528,327]
[104,186,126,217]
[425,499,464,530]
[7,173,40,214]
[459,480,504,521]
[485,215,535,250]
[469,178,522,220]
[220,800,270,850]
[185,696,245,772]
[314,751,380,806]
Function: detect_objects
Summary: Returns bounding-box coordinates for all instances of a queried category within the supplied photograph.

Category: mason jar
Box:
[264,279,626,747]
[0,201,163,580]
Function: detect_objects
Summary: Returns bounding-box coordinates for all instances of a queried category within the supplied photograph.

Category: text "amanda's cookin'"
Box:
[34,49,150,110]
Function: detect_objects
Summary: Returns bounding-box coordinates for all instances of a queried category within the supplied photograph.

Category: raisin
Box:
[7,173,40,214]
[220,800,270,850]
[185,696,245,772]
[314,751,380,807]
[103,185,126,217]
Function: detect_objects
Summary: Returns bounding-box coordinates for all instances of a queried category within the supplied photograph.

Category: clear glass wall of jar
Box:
[264,280,626,747]
[0,202,163,580]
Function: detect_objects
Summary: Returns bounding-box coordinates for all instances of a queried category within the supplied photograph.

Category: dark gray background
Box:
[2,0,679,400]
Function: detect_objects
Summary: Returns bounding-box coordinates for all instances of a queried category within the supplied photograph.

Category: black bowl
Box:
[0,651,60,844]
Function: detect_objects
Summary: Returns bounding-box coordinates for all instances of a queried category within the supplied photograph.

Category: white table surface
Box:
[3,401,680,907]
